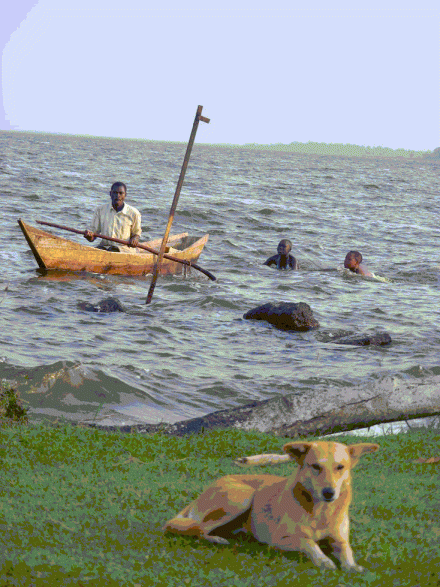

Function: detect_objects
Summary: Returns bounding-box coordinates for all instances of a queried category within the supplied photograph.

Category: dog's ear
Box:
[348,443,380,467]
[283,442,313,463]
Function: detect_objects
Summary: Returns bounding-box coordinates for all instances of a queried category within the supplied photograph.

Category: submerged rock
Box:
[243,302,319,331]
[243,302,391,345]
[78,297,125,313]
[331,332,392,346]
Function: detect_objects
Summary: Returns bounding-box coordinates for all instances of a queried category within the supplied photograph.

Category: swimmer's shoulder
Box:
[289,255,298,269]
[264,255,277,266]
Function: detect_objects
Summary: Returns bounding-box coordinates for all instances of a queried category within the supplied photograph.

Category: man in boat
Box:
[84,182,141,252]
[343,250,373,277]
[264,239,298,270]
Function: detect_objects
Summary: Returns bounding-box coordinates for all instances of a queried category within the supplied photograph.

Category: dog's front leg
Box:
[329,540,365,573]
[301,539,338,570]
[272,536,337,570]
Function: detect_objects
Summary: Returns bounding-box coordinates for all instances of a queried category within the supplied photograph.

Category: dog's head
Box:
[283,441,379,503]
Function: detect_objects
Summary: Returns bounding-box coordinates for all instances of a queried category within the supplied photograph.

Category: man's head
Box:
[110,182,127,211]
[277,239,292,256]
[344,251,362,271]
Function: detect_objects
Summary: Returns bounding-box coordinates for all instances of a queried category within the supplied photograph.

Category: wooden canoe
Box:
[18,219,209,276]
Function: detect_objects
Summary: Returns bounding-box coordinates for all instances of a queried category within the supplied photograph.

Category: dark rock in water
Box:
[78,302,96,312]
[78,297,125,313]
[243,302,319,331]
[332,332,392,346]
[97,298,125,312]
[243,302,390,343]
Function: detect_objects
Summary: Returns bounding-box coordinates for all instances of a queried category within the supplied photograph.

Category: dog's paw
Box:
[342,563,365,573]
[205,535,230,545]
[234,457,248,466]
[316,557,337,571]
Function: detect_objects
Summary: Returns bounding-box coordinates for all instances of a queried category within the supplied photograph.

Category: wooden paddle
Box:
[36,220,216,281]
[145,105,210,304]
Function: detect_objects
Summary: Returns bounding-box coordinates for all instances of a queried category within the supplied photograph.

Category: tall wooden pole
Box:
[146,105,210,304]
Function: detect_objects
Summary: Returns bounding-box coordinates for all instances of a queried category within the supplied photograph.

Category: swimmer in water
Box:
[264,239,298,270]
[344,250,373,277]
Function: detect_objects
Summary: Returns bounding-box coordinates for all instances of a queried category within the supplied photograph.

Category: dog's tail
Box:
[234,453,293,467]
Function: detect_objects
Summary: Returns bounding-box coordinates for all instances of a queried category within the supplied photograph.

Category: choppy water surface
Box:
[1,131,439,426]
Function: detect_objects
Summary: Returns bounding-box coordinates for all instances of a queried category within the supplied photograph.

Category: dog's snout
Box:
[322,488,335,501]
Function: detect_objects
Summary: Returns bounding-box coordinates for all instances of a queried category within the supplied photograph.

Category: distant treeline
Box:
[4,130,437,159]
[219,141,434,159]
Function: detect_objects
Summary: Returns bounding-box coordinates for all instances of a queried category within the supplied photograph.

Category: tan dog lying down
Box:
[164,441,379,572]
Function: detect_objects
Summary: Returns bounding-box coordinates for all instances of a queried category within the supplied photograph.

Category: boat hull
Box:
[18,219,209,276]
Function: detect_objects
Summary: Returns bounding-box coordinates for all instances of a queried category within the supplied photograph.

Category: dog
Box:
[163,441,379,572]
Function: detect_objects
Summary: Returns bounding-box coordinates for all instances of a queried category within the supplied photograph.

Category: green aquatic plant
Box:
[0,382,28,425]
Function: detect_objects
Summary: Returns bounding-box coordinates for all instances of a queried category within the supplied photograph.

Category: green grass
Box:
[0,421,439,586]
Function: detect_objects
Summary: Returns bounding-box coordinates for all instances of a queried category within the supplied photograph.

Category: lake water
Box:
[1,131,439,428]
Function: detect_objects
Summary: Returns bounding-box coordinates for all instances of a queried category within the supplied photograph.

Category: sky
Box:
[1,0,439,151]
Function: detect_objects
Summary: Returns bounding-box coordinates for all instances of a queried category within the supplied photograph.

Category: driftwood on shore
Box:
[84,375,440,437]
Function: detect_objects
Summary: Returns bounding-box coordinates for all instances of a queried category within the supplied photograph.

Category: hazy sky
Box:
[2,0,439,150]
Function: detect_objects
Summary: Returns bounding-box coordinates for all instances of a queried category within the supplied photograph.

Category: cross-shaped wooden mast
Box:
[146,105,210,304]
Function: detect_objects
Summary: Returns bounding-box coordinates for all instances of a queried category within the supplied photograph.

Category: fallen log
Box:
[82,374,440,437]
[231,375,440,437]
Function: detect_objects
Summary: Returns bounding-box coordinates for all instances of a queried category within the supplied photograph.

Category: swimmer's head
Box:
[277,239,292,256]
[344,250,362,271]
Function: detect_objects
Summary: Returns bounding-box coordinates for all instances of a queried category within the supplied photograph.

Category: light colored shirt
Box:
[89,202,142,251]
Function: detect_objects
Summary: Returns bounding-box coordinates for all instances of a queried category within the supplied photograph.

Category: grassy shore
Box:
[0,418,439,586]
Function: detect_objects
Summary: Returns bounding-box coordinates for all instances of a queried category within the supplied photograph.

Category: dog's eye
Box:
[336,464,344,470]
[311,464,321,472]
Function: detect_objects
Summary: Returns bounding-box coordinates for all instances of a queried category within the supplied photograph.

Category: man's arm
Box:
[84,229,96,242]
[84,208,100,242]
[289,256,298,270]
[357,263,373,277]
[128,210,142,247]
[264,255,277,266]
[128,234,140,247]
